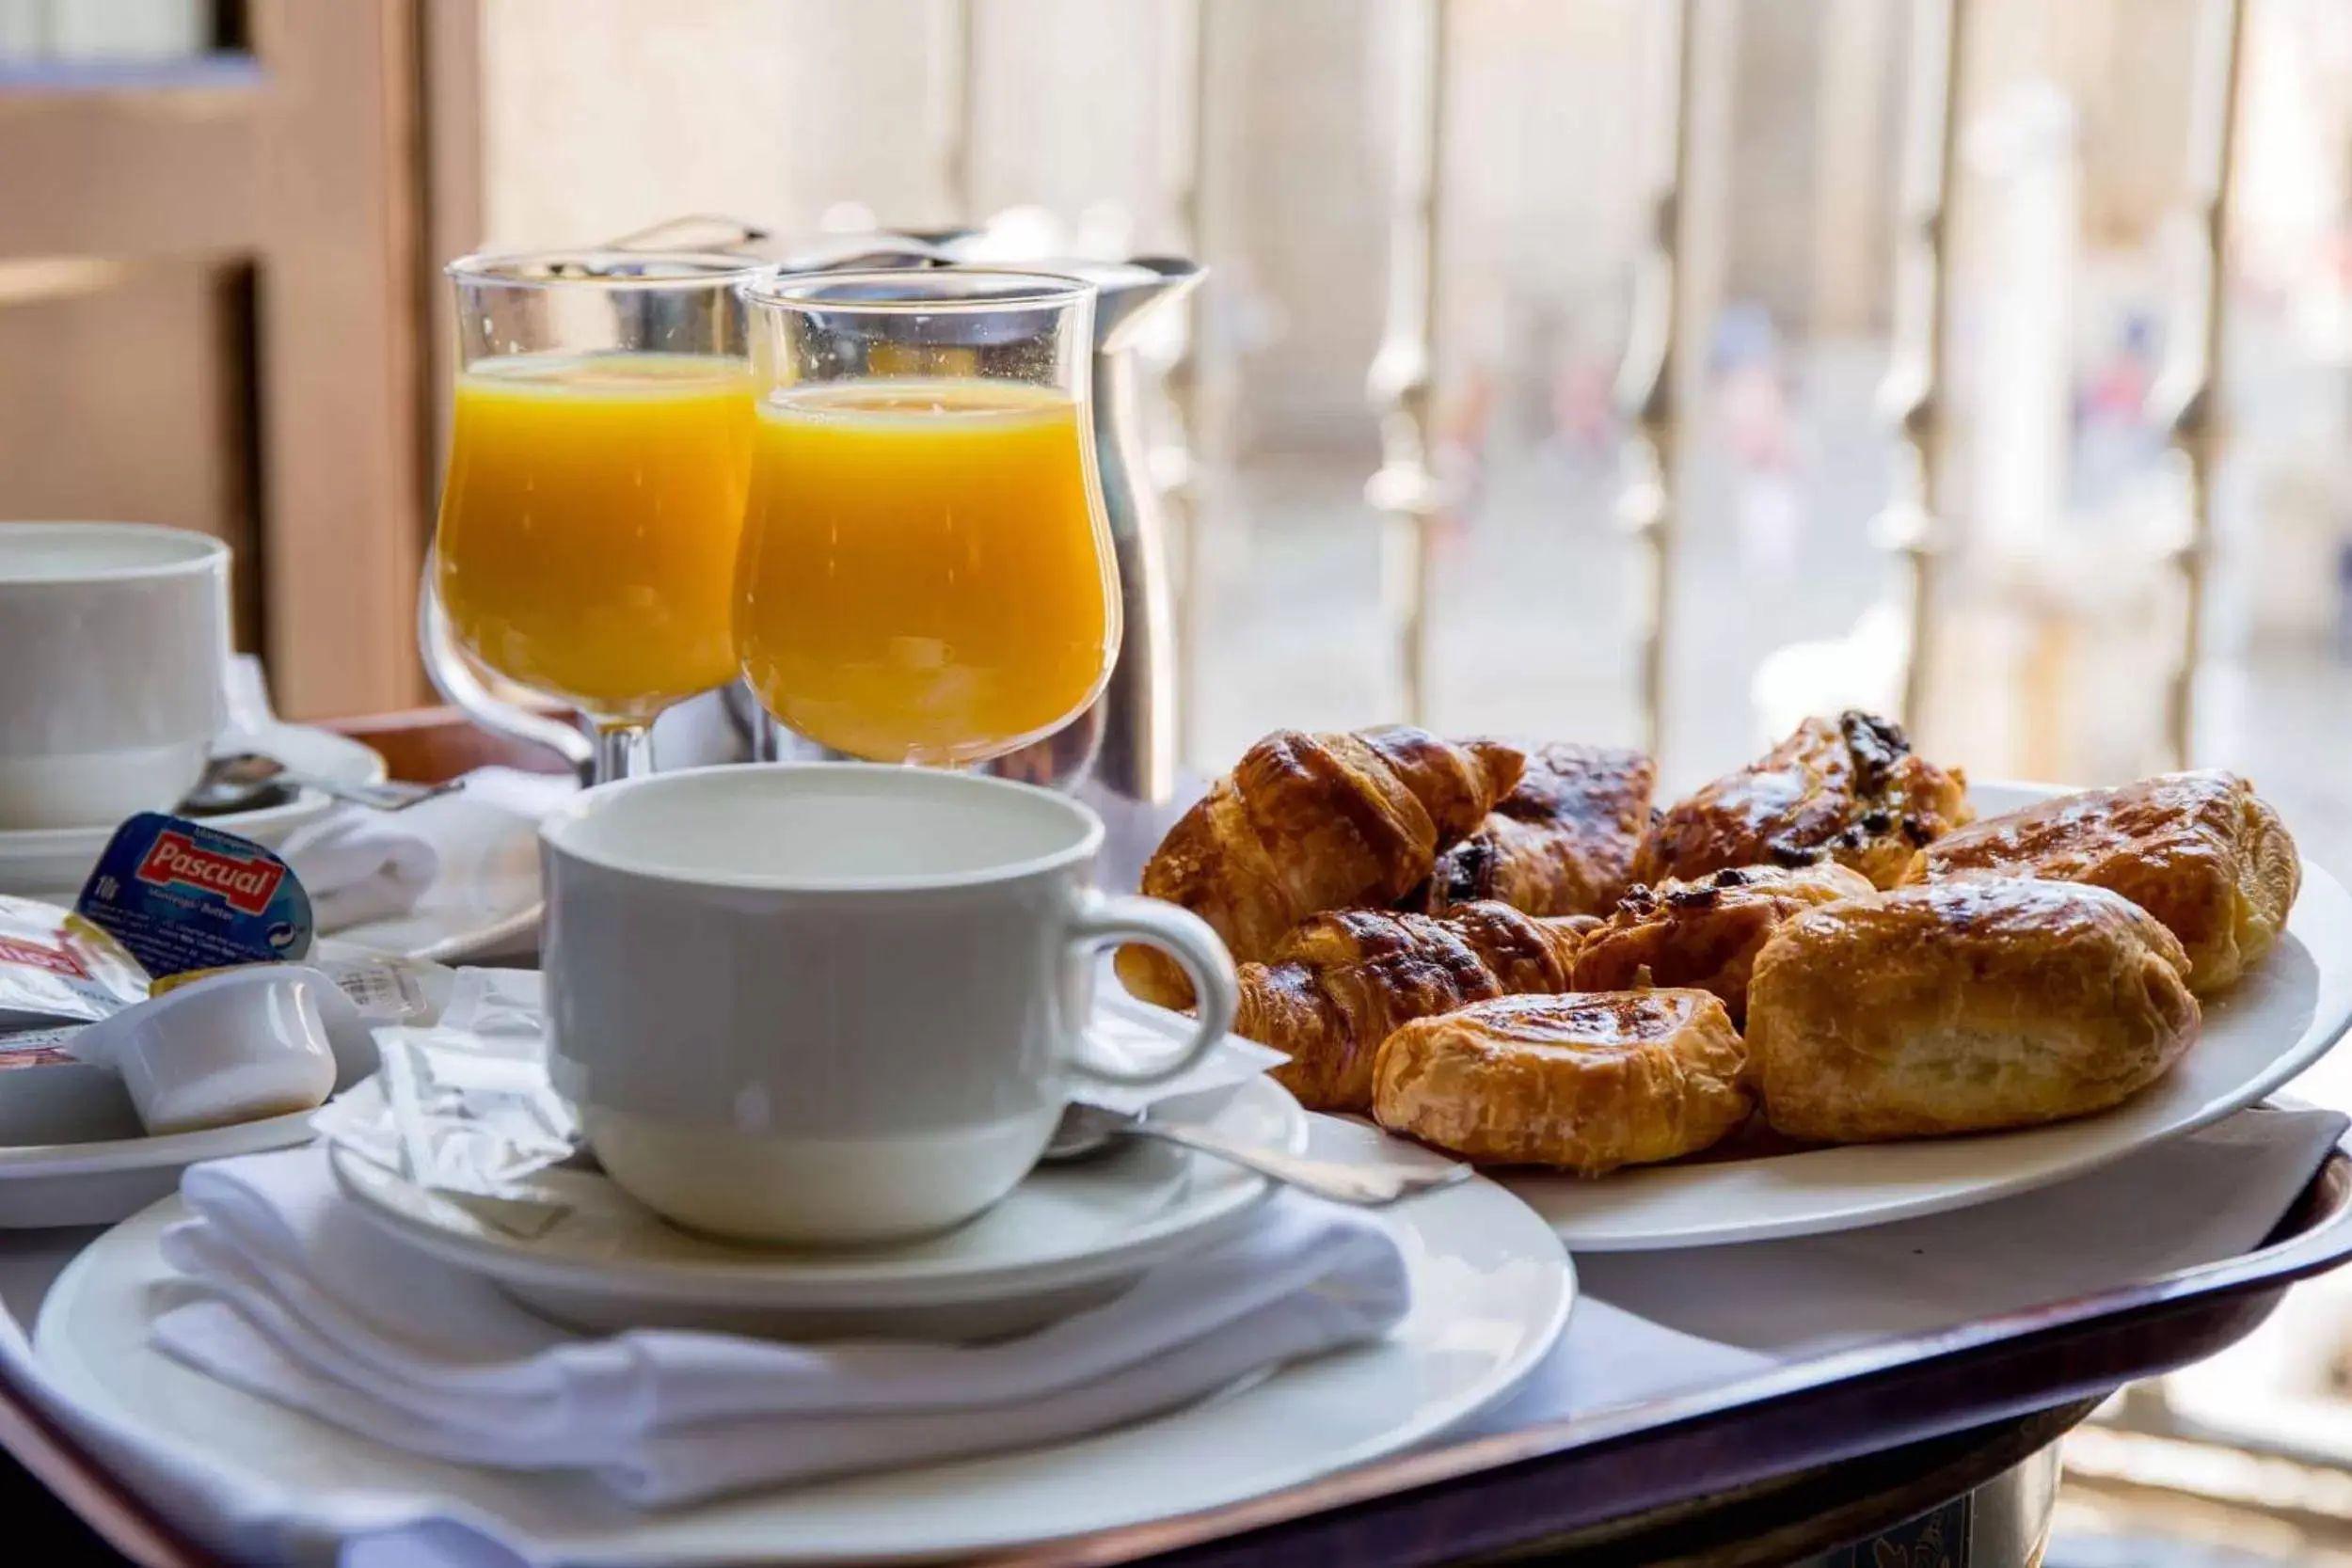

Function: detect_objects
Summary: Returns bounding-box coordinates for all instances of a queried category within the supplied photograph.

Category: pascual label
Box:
[135,831,287,916]
[77,814,313,979]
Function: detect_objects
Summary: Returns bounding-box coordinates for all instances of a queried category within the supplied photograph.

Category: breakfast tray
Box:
[2,1134,2347,1567]
[995,1136,2352,1567]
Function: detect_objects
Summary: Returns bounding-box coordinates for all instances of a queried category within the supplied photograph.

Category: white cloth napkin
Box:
[280,814,440,935]
[147,1146,1411,1509]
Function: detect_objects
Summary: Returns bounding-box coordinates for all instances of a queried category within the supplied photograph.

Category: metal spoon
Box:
[182,753,461,816]
[1045,1101,1472,1208]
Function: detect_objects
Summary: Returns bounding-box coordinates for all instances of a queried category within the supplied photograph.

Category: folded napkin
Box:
[279,813,440,935]
[149,1147,1410,1508]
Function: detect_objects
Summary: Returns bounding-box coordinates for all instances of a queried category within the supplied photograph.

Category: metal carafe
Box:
[983,256,1202,805]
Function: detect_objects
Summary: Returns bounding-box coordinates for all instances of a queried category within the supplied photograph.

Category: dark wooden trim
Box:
[0,1372,210,1567]
[326,704,575,782]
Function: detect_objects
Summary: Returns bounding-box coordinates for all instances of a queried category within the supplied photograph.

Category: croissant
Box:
[1410,742,1656,918]
[1117,726,1524,1008]
[1234,899,1588,1114]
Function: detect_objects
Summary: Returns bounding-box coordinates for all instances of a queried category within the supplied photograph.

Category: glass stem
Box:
[590,721,654,785]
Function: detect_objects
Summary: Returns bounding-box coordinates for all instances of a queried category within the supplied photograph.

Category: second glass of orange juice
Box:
[734,270,1120,767]
[434,250,760,783]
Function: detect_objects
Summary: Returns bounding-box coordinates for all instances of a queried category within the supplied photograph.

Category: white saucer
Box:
[324,768,554,963]
[0,990,385,1230]
[0,721,387,898]
[34,1115,1572,1564]
[1510,783,2352,1251]
[331,1074,1311,1339]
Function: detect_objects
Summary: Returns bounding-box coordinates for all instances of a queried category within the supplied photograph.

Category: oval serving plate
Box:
[1509,782,2352,1250]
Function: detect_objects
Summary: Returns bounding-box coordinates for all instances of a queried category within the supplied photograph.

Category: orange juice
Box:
[435,352,755,721]
[734,379,1118,764]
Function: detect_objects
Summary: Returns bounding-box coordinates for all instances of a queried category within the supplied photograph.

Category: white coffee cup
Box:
[539,764,1240,1245]
[0,523,230,830]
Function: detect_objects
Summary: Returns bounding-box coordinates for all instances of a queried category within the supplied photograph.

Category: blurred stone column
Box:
[1366,0,1450,726]
[2150,0,2249,767]
[1873,0,1971,740]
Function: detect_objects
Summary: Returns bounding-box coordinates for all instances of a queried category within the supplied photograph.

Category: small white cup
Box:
[540,764,1241,1246]
[69,967,350,1135]
[0,522,230,830]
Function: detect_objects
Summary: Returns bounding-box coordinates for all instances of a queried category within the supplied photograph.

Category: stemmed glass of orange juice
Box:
[733,270,1120,767]
[433,250,761,784]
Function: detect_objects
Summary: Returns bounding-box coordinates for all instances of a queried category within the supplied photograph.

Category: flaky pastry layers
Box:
[1116,726,1523,1008]
[1372,990,1751,1174]
[1235,900,1586,1114]
[1637,710,1971,890]
[1410,742,1656,918]
[1569,862,1872,1025]
[1747,879,2200,1143]
[1901,768,2299,995]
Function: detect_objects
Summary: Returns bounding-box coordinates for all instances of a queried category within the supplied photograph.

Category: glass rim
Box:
[444,248,767,290]
[739,266,1094,313]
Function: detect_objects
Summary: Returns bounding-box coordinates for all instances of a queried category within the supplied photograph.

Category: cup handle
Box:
[1066,890,1237,1087]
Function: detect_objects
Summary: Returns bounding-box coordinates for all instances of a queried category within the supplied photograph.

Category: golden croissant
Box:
[1117,726,1523,1008]
[1234,899,1587,1114]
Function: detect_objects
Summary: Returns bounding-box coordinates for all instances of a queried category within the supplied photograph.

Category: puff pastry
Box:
[1117,726,1523,1008]
[1570,862,1873,1024]
[1410,743,1656,918]
[1236,900,1586,1114]
[1747,879,2200,1143]
[1372,990,1751,1174]
[1637,710,1972,890]
[1901,768,2298,995]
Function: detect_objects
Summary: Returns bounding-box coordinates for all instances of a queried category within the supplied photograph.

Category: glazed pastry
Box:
[1410,742,1656,918]
[1118,726,1523,1008]
[1636,710,1972,890]
[1236,900,1586,1114]
[1372,990,1751,1174]
[1746,879,2200,1143]
[1901,769,2298,995]
[1570,862,1873,1025]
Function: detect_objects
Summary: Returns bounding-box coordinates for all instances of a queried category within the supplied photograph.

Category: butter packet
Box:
[74,814,313,979]
[0,895,150,1029]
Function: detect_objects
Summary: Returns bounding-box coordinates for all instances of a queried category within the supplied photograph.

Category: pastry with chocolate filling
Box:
[1901,768,2298,995]
[1409,742,1656,919]
[1570,861,1872,1025]
[1747,879,2200,1142]
[1636,710,1971,890]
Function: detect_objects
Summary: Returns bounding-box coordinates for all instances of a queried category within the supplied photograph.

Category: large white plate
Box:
[33,1119,1572,1565]
[1510,783,2352,1251]
[0,721,386,898]
[328,1074,1310,1340]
